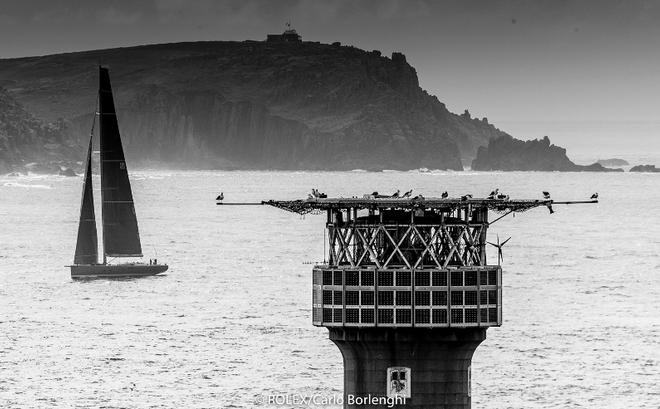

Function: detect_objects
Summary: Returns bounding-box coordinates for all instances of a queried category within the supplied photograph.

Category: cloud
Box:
[0,14,18,25]
[96,7,142,25]
[153,0,218,22]
[151,0,269,29]
[153,0,192,11]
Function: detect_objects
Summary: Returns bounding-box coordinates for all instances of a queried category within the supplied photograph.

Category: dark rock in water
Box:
[472,135,572,171]
[59,167,77,177]
[597,158,629,167]
[472,135,623,172]
[629,164,660,172]
[0,41,511,171]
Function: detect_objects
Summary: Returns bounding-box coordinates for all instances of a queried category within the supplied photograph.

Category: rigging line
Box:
[488,209,515,226]
[216,202,264,206]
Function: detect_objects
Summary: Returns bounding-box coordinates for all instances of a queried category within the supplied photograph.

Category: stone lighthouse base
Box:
[329,327,487,409]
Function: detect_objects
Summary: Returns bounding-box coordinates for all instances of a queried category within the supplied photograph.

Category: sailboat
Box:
[70,66,168,279]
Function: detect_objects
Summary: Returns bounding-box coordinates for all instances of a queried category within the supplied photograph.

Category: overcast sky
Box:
[1,0,659,159]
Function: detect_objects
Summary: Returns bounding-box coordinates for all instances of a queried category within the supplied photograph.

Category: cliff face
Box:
[0,41,508,171]
[0,88,78,173]
[472,135,623,172]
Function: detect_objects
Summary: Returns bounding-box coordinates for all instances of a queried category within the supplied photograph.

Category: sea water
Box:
[0,170,658,408]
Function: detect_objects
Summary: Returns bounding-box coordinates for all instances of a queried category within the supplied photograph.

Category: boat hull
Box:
[70,264,168,279]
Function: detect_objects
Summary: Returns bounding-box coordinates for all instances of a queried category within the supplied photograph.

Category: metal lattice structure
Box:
[219,195,596,328]
[262,197,554,215]
[329,221,486,269]
[217,193,598,406]
[305,197,503,328]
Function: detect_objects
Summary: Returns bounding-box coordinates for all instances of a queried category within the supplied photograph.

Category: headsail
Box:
[99,66,143,257]
[73,134,98,264]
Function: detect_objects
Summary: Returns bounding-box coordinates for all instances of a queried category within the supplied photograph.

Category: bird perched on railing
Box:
[543,191,551,199]
[311,188,327,198]
[402,189,413,198]
[216,192,224,201]
[370,191,393,199]
[391,189,401,198]
[488,188,499,199]
[496,193,509,200]
[460,194,473,201]
[441,191,449,199]
[591,193,598,199]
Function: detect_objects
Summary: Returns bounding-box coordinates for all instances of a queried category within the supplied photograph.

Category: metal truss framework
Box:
[264,197,555,216]
[329,223,486,269]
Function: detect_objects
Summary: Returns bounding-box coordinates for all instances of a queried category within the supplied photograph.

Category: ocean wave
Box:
[3,182,52,189]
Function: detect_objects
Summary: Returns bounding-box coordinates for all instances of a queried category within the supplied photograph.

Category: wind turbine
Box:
[487,234,511,265]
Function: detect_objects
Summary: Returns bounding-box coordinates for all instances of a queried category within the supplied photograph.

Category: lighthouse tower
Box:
[226,195,595,408]
[313,198,497,408]
[266,196,527,408]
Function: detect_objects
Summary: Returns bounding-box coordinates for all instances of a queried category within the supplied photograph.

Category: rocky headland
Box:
[629,164,660,172]
[471,135,623,172]
[0,41,510,172]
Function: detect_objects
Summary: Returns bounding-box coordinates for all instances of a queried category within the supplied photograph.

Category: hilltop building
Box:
[266,22,302,42]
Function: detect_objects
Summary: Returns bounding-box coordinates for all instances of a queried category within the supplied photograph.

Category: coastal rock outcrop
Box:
[0,41,511,171]
[471,135,623,172]
[629,164,660,172]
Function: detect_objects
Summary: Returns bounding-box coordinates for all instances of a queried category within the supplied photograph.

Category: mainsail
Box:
[73,135,98,264]
[98,66,143,257]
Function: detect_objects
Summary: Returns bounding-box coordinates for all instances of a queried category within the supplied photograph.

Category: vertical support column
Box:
[327,210,333,265]
[329,328,487,409]
[472,207,488,266]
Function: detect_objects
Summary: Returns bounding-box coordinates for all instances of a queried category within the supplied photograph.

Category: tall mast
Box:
[97,71,105,265]
[96,86,106,266]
